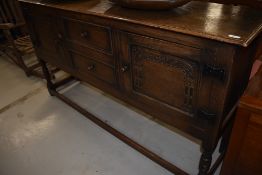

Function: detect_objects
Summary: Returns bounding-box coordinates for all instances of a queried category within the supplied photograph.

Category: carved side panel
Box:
[130,45,199,113]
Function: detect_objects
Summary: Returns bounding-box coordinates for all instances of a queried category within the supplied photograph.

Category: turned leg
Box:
[39,59,55,96]
[198,150,212,175]
[220,111,236,154]
[219,126,230,154]
[219,132,230,154]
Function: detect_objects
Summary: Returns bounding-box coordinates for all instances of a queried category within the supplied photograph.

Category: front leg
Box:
[39,59,56,96]
[198,150,212,175]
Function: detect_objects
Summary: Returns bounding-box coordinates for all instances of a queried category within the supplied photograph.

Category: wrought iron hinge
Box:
[198,109,216,120]
[203,64,226,81]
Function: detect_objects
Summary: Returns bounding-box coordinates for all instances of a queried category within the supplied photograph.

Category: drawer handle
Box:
[81,32,89,39]
[121,65,129,72]
[198,109,216,120]
[57,33,63,39]
[87,64,95,71]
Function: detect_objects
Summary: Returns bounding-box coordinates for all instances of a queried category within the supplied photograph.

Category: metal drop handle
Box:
[121,65,129,72]
[87,64,95,71]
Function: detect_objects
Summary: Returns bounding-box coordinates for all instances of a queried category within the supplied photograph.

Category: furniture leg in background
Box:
[0,0,59,78]
[220,61,262,175]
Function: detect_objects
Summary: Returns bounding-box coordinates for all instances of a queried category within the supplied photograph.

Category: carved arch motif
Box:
[131,45,199,112]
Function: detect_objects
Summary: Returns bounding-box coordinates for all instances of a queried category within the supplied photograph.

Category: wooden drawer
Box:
[62,18,112,54]
[66,41,114,66]
[70,51,116,85]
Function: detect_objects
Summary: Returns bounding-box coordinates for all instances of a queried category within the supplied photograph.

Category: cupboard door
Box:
[118,32,211,129]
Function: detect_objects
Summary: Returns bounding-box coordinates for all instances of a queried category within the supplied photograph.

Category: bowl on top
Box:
[109,0,191,10]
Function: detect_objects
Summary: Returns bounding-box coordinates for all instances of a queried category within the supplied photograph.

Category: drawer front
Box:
[62,18,112,54]
[70,51,116,85]
[65,41,114,66]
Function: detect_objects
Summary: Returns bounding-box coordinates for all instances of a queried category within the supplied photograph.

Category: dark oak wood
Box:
[19,0,262,46]
[110,0,191,10]
[221,62,262,175]
[63,17,113,54]
[19,0,262,174]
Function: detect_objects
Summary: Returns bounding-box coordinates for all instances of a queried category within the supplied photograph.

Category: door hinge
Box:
[203,64,226,81]
[198,109,216,120]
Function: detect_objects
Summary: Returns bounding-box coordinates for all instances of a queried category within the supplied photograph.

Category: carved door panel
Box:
[117,32,215,134]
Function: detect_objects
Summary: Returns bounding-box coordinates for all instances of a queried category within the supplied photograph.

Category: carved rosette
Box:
[131,45,198,112]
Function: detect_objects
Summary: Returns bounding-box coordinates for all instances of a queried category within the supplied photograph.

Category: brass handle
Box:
[198,109,216,120]
[87,64,95,71]
[57,33,63,39]
[81,32,89,38]
[121,65,129,72]
[55,33,63,45]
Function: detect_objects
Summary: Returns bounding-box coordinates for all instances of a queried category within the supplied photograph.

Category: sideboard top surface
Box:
[19,0,262,47]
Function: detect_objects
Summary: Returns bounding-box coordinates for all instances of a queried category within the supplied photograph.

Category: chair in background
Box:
[0,0,47,78]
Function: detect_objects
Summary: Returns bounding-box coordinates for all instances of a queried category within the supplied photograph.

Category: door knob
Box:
[120,65,129,72]
[87,64,95,71]
[57,33,63,39]
[81,32,89,39]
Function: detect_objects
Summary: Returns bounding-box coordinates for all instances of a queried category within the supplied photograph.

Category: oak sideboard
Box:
[19,0,262,174]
